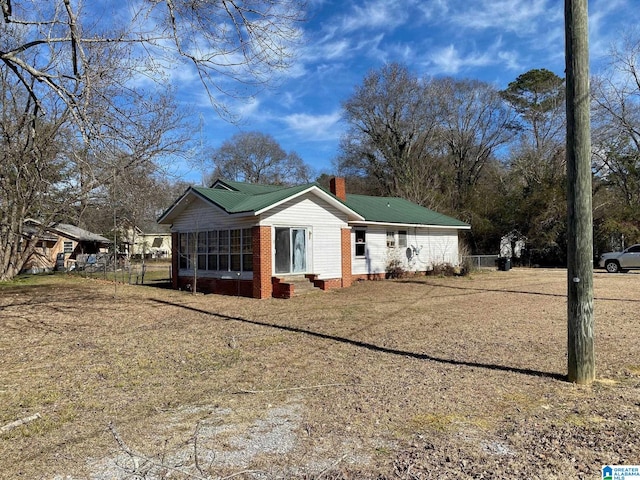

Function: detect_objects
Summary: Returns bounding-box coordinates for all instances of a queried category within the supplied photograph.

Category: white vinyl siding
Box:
[171,198,256,231]
[260,193,349,279]
[352,226,460,276]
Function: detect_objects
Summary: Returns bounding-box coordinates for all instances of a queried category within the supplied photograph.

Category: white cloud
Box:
[497,50,522,72]
[416,0,449,21]
[282,111,344,141]
[448,0,561,35]
[427,44,496,75]
[589,0,639,61]
[318,39,352,60]
[339,0,412,33]
[234,97,262,119]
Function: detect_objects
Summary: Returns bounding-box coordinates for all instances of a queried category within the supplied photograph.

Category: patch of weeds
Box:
[626,365,640,375]
[562,413,607,427]
[500,392,544,413]
[2,404,78,439]
[0,273,55,289]
[19,388,62,409]
[409,413,463,433]
[593,378,619,388]
[466,417,493,431]
[251,334,288,348]
[374,446,393,456]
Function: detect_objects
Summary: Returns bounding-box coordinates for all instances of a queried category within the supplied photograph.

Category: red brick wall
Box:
[252,226,273,299]
[341,227,352,288]
[171,232,179,289]
[271,277,293,298]
[317,278,342,290]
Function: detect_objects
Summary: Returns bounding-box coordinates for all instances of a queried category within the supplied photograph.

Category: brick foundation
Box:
[352,273,386,281]
[177,276,253,296]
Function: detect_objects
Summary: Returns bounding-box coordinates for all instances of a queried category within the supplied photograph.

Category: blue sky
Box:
[173,0,640,184]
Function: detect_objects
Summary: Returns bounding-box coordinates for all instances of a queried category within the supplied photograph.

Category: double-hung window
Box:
[355,229,366,257]
[398,230,407,248]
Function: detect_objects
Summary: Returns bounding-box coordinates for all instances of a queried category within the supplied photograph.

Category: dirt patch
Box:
[1,269,639,478]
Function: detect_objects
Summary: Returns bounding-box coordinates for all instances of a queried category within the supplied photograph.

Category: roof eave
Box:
[349,220,471,230]
[159,187,259,225]
[254,185,365,220]
[157,187,193,224]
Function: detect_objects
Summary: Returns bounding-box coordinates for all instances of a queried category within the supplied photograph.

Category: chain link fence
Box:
[69,254,171,286]
[461,254,500,270]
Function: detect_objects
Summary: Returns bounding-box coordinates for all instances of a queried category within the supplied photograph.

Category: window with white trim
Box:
[178,229,253,272]
[386,231,395,248]
[355,229,366,257]
[63,241,73,253]
[398,230,407,248]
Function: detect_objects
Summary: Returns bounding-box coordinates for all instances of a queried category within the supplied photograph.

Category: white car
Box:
[599,244,640,273]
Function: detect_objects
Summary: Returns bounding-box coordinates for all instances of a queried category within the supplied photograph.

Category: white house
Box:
[157,178,470,298]
[121,224,172,259]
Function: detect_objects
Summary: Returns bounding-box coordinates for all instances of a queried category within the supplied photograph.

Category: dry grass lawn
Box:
[1,268,639,479]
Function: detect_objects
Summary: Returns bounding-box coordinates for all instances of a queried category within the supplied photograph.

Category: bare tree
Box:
[339,63,447,208]
[0,0,306,281]
[209,131,312,185]
[592,35,640,208]
[437,78,516,211]
[0,0,305,121]
[338,64,515,212]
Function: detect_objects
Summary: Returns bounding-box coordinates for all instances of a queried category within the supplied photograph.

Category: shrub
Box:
[427,263,457,277]
[385,257,407,279]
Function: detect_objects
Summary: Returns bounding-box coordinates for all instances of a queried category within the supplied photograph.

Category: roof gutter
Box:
[348,221,471,230]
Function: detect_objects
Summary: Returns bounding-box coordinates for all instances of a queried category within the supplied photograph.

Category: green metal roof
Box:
[344,194,470,228]
[213,179,284,195]
[160,179,468,229]
[193,183,319,214]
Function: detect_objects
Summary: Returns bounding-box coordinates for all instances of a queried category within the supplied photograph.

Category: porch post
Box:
[171,231,179,290]
[253,226,273,299]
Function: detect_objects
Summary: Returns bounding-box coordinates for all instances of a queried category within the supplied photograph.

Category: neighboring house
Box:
[121,224,172,259]
[157,178,470,298]
[22,220,112,273]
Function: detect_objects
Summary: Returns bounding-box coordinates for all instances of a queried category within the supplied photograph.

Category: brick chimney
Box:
[330,177,346,201]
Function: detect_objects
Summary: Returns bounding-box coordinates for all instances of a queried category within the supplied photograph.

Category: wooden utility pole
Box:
[565,0,595,383]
